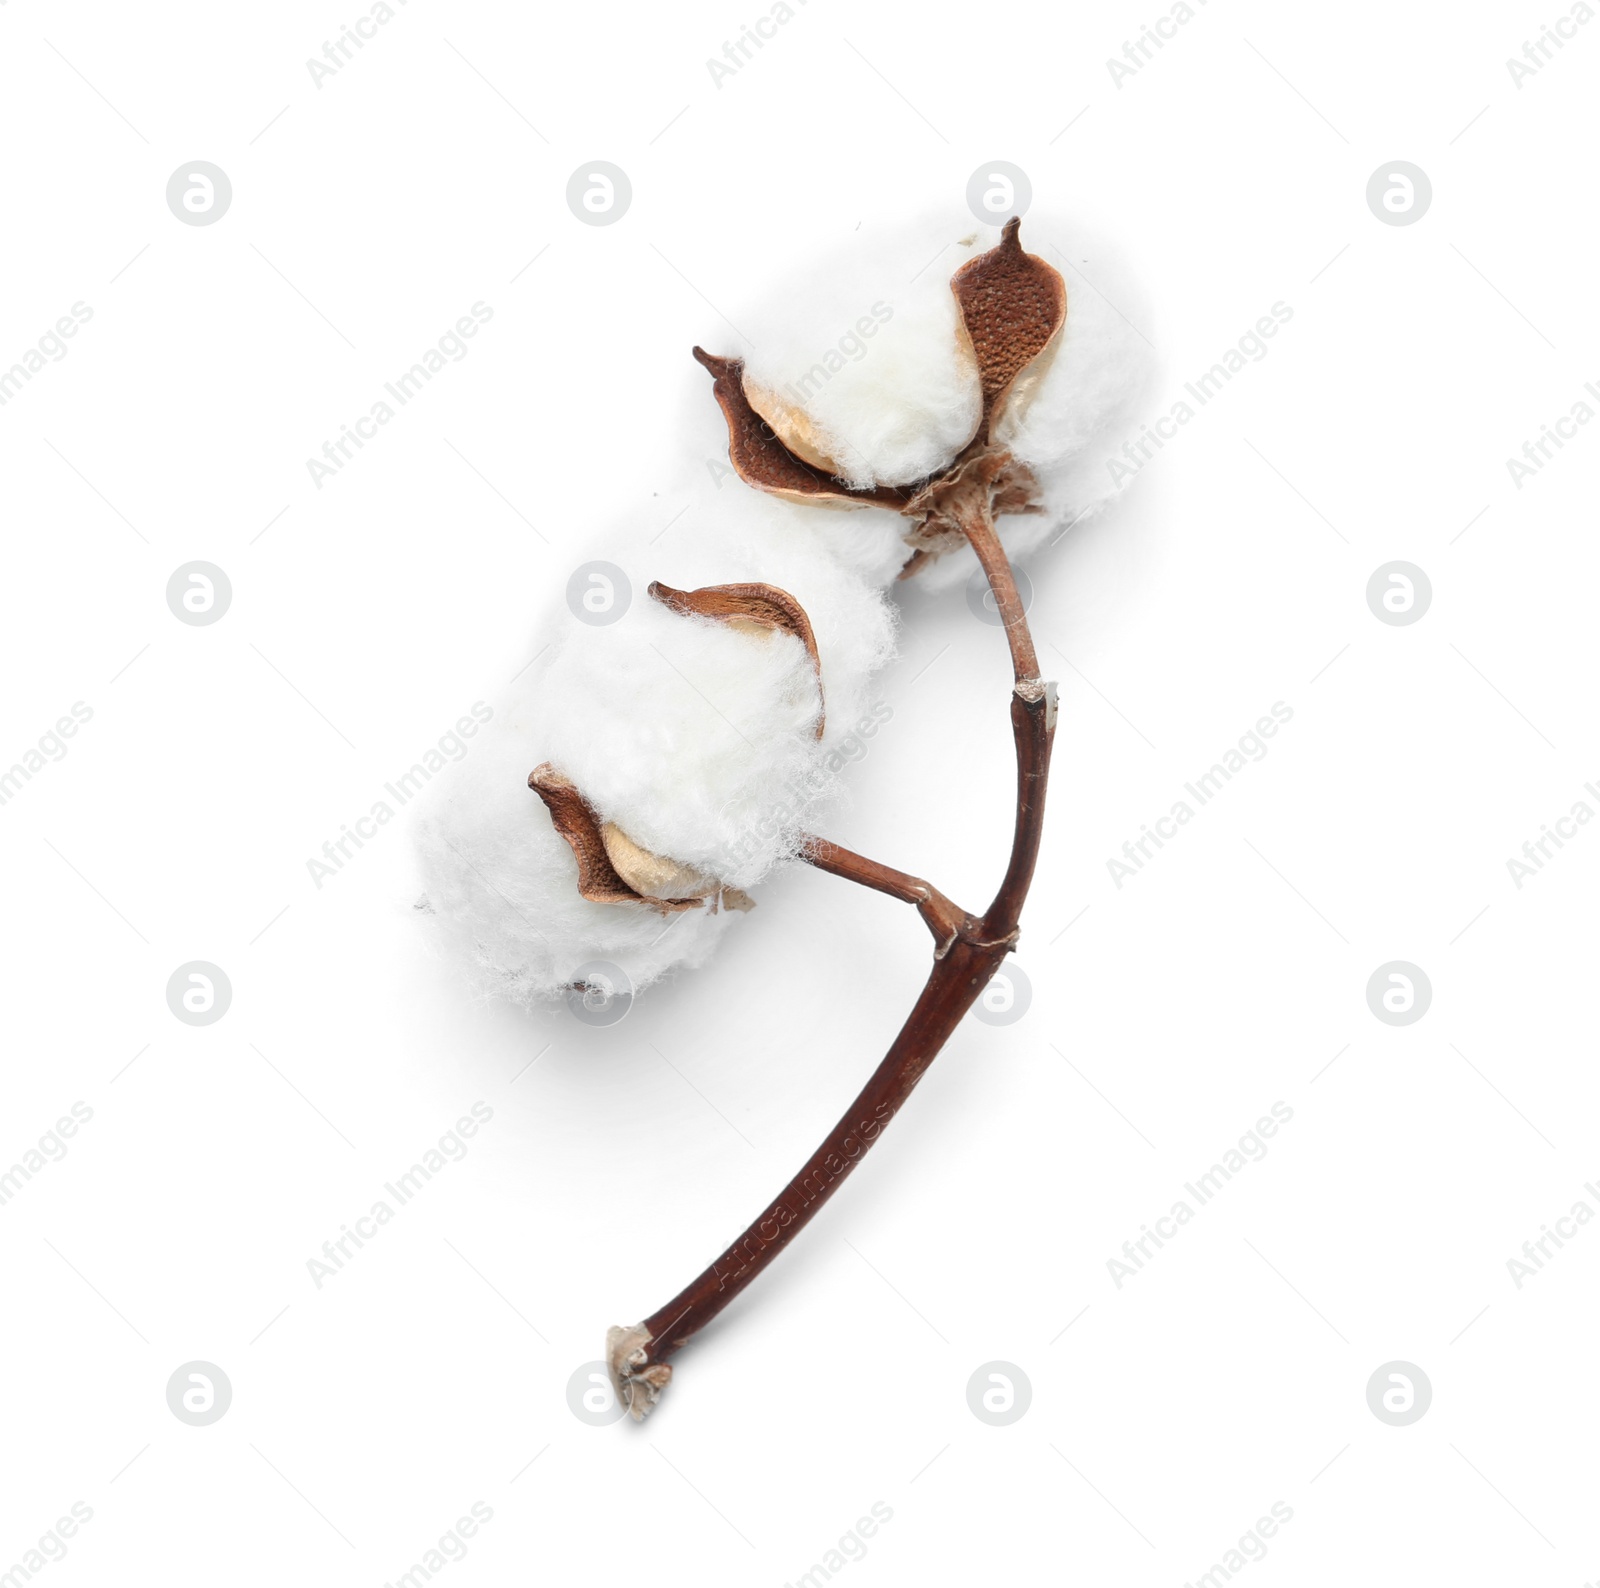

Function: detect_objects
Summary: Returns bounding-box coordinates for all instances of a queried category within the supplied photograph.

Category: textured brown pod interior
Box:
[950,216,1068,440]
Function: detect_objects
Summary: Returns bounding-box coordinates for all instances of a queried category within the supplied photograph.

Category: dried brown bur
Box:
[528,765,753,914]
[690,348,913,512]
[648,579,826,738]
[599,217,1067,1421]
[738,375,850,476]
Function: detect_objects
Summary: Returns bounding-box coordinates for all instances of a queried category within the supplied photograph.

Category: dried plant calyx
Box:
[739,375,848,475]
[528,765,752,914]
[691,348,912,512]
[648,579,826,738]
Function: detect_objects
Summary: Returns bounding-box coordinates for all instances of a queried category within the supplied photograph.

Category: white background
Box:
[2,1,1597,1584]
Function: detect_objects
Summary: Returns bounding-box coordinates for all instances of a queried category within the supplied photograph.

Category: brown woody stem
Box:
[799,836,969,957]
[951,488,1040,688]
[608,491,1056,1419]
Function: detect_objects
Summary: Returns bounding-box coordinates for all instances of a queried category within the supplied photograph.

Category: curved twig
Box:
[608,486,1056,1419]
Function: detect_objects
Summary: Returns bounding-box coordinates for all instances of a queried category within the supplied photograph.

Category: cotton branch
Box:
[603,217,1066,1418]
[608,483,1057,1420]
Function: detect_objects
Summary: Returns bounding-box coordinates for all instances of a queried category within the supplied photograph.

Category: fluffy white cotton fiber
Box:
[420,206,1149,1009]
[416,482,898,1007]
[417,727,743,1009]
[732,212,1154,590]
[740,225,982,492]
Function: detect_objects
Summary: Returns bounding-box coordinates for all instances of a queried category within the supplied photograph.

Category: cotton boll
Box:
[540,599,824,890]
[716,211,1152,591]
[414,609,805,1007]
[738,219,982,490]
[416,694,740,1008]
[417,484,900,1005]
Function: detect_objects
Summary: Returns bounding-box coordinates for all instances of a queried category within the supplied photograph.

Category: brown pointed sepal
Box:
[528,765,704,914]
[897,444,1043,569]
[692,348,911,512]
[950,217,1066,441]
[649,579,826,738]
